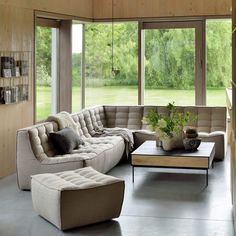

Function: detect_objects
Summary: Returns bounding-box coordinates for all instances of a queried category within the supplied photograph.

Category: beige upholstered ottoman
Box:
[31,167,125,230]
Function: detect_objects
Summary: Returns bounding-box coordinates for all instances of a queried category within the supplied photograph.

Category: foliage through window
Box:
[206,19,232,106]
[36,26,53,121]
[85,22,138,106]
[144,27,196,105]
[72,22,83,112]
[35,19,232,118]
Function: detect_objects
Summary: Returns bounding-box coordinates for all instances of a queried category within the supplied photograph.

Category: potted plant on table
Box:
[142,103,196,151]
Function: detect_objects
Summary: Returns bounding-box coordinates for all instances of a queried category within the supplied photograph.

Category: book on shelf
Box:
[0,56,16,77]
[16,60,28,76]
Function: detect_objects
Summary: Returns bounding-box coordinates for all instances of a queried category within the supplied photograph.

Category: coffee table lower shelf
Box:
[131,165,211,186]
[131,141,215,187]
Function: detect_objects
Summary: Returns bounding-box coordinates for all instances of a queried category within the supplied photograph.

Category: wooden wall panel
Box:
[0,0,93,19]
[93,0,232,20]
[0,4,33,177]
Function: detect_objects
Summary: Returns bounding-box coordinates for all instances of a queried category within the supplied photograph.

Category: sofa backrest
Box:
[104,106,143,130]
[27,122,58,161]
[142,106,171,130]
[88,106,106,134]
[72,105,106,136]
[104,105,227,133]
[192,106,226,132]
[20,106,106,161]
[20,105,226,161]
[71,110,92,138]
[175,106,226,132]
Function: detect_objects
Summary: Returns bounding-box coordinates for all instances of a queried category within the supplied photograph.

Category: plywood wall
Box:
[93,0,231,20]
[0,4,34,177]
[0,0,94,178]
[0,0,93,19]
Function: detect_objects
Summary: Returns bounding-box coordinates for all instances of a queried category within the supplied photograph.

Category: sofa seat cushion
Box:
[198,131,225,138]
[81,137,125,173]
[198,131,225,161]
[41,153,85,165]
[132,130,156,149]
[104,106,144,129]
[133,129,225,161]
[39,136,124,169]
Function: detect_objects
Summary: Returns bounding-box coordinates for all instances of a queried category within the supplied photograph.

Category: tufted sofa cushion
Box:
[141,106,226,133]
[88,106,106,130]
[72,106,106,137]
[105,106,143,129]
[28,125,124,167]
[39,136,124,172]
[104,105,226,161]
[28,122,58,161]
[142,106,170,129]
[82,136,125,173]
[71,110,91,138]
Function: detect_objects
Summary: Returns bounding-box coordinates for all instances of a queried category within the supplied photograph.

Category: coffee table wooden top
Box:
[131,141,215,169]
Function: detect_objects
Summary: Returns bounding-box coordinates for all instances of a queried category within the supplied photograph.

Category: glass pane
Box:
[206,19,232,106]
[72,22,83,112]
[36,26,52,121]
[85,22,138,107]
[144,28,195,105]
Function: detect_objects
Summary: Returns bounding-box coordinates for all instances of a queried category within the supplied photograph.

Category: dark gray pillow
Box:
[49,127,84,154]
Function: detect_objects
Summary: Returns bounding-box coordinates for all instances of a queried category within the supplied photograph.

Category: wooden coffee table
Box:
[131,141,215,186]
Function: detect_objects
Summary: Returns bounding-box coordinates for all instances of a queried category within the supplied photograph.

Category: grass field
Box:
[36,86,227,121]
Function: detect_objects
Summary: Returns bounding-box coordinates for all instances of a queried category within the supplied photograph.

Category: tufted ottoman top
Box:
[31,167,123,191]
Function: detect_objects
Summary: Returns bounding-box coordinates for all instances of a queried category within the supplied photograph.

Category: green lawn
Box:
[36,86,227,121]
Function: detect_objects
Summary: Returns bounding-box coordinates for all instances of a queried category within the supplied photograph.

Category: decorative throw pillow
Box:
[49,127,84,154]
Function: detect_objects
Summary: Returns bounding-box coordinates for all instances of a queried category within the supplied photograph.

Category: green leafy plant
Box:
[142,102,196,140]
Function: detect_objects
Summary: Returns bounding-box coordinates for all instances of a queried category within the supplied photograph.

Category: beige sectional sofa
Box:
[17,105,226,190]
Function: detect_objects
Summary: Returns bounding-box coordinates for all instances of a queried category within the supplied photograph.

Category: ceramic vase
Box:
[161,137,175,151]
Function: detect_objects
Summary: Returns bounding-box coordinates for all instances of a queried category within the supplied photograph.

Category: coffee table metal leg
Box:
[206,169,208,187]
[132,166,134,183]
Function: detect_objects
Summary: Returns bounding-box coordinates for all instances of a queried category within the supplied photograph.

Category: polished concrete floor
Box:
[0,148,234,236]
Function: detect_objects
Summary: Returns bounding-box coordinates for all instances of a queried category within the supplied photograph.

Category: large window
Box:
[72,22,83,112]
[35,18,232,119]
[36,25,58,121]
[206,19,232,106]
[36,17,74,122]
[85,22,138,106]
[142,21,203,106]
[144,27,196,105]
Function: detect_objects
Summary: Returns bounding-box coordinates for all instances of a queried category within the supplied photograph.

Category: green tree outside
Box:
[35,20,232,120]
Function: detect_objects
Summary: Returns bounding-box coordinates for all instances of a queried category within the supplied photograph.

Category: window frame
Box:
[34,15,231,123]
[139,20,205,105]
[35,20,60,122]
